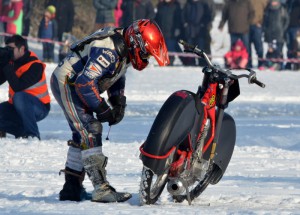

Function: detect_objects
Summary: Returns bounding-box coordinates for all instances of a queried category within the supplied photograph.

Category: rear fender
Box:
[140,90,203,175]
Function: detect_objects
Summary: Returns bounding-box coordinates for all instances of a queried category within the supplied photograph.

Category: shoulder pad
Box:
[110,32,128,59]
[70,27,116,52]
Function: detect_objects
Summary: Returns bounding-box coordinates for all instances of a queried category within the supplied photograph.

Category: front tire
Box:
[139,167,168,205]
[172,164,220,203]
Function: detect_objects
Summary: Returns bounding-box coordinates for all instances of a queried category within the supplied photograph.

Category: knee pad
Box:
[86,119,103,147]
[87,119,102,135]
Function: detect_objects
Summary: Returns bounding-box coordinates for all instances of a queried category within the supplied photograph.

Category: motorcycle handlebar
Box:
[178,40,266,88]
[250,77,266,88]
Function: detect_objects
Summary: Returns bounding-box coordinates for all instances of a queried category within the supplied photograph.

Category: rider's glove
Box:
[96,99,114,124]
[108,95,126,126]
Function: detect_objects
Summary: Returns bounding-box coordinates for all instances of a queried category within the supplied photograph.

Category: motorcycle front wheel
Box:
[172,163,220,203]
[139,166,169,205]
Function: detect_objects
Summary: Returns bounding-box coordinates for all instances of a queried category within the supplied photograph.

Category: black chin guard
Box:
[110,32,128,59]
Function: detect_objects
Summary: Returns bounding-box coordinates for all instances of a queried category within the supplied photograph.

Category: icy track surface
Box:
[0,63,300,214]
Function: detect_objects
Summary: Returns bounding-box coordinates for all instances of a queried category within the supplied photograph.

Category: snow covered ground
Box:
[1,12,300,214]
[1,63,300,215]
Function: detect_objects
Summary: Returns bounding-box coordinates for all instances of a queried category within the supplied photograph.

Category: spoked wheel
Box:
[139,166,169,205]
[172,164,220,203]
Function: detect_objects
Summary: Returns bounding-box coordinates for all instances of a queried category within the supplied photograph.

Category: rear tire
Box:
[139,167,168,205]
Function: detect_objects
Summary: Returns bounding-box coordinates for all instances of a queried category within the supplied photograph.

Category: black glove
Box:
[0,47,14,68]
[96,99,114,124]
[108,95,126,126]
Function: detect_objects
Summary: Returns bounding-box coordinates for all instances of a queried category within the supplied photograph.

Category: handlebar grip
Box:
[178,40,196,51]
[252,78,266,88]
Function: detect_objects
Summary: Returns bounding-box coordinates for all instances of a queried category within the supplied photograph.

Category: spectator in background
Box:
[284,0,300,70]
[0,0,11,46]
[22,0,33,37]
[58,32,76,62]
[263,0,289,69]
[224,39,249,69]
[38,5,57,63]
[114,0,123,27]
[0,35,50,139]
[155,0,182,66]
[198,0,216,66]
[93,0,118,30]
[248,0,268,68]
[289,29,300,70]
[181,0,205,66]
[121,0,155,27]
[0,0,23,35]
[45,0,74,41]
[218,0,254,60]
[260,40,282,71]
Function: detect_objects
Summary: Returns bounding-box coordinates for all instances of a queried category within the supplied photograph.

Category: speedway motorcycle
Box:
[139,40,265,205]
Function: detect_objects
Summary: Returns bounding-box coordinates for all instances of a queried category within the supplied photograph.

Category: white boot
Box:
[82,147,132,203]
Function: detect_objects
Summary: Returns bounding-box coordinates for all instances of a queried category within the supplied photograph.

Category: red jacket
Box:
[224,39,248,69]
[1,0,23,34]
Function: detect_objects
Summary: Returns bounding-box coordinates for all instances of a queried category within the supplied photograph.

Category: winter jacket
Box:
[249,0,268,25]
[219,0,254,34]
[93,0,118,24]
[45,0,75,41]
[114,0,123,27]
[263,1,289,43]
[0,51,50,106]
[264,49,281,70]
[155,0,182,39]
[182,0,204,38]
[1,0,23,34]
[22,0,34,21]
[121,0,155,27]
[286,0,300,28]
[224,39,249,69]
[38,17,58,40]
[199,0,216,29]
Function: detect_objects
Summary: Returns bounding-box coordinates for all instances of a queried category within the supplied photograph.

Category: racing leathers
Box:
[51,27,128,150]
[50,27,132,202]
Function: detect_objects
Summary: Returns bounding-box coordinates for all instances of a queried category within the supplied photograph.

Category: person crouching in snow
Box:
[259,40,282,71]
[224,39,248,69]
[50,19,169,203]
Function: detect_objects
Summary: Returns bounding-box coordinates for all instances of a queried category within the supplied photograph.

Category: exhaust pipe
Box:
[167,178,186,196]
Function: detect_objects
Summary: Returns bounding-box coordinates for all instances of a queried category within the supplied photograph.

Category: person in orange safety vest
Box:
[0,35,50,140]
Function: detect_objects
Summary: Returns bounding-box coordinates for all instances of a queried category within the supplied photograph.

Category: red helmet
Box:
[124,19,170,71]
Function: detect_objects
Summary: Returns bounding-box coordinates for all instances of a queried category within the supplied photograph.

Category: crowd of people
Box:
[0,0,299,70]
[220,0,300,71]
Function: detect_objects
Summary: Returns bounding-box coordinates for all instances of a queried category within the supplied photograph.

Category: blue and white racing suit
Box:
[50,28,129,171]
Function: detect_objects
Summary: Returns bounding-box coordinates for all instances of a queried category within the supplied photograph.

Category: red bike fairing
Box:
[199,82,218,154]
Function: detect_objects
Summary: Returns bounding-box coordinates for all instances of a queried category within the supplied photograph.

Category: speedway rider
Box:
[50,19,169,203]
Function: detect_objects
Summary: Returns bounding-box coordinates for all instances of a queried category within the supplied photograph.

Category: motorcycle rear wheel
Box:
[139,167,168,205]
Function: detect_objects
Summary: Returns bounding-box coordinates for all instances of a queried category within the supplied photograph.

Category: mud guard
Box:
[140,90,203,175]
[140,90,236,178]
[203,113,236,184]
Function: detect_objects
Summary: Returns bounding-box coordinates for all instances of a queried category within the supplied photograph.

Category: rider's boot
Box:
[82,147,132,203]
[59,145,90,201]
[59,167,90,201]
